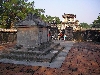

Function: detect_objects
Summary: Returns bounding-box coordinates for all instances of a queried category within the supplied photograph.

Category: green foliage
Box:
[43,15,61,24]
[40,14,46,21]
[92,14,100,28]
[0,0,35,28]
[80,22,90,28]
[89,24,93,28]
[0,0,3,14]
[45,15,54,22]
[54,17,61,24]
[0,0,61,28]
[93,16,100,24]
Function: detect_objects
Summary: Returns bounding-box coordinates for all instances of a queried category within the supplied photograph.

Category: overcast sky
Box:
[28,0,100,24]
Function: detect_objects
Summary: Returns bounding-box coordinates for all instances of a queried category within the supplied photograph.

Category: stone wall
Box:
[17,26,38,48]
[17,26,48,48]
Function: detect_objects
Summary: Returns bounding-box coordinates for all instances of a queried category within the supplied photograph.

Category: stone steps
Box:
[0,43,64,63]
[50,46,65,62]
[9,43,60,56]
[0,53,55,62]
[10,51,42,56]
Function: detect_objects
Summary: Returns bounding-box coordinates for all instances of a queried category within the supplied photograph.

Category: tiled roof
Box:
[62,13,76,18]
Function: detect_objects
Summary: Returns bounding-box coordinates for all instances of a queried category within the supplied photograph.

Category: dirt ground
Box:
[0,42,100,75]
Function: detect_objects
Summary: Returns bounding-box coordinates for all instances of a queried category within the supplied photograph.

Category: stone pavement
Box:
[0,41,74,68]
[0,41,100,75]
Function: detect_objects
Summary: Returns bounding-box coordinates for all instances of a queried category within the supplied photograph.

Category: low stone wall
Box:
[0,29,17,45]
[73,30,100,42]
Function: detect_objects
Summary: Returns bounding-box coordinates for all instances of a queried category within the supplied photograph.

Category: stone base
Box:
[0,41,74,68]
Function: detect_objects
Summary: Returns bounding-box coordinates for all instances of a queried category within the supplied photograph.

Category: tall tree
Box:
[0,0,61,28]
[0,0,35,28]
[93,15,100,24]
[92,13,100,28]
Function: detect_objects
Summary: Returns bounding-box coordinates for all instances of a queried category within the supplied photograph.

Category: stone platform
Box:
[0,41,74,68]
[0,41,99,75]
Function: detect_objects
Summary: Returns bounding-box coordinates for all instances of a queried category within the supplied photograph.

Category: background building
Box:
[61,13,80,30]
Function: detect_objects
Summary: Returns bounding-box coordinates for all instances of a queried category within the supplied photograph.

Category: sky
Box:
[27,0,100,24]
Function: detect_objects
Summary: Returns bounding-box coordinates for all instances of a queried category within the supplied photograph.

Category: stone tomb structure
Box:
[15,13,50,48]
[16,24,49,48]
[0,13,69,68]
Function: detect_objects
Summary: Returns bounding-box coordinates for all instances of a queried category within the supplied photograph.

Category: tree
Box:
[0,0,35,28]
[43,15,61,24]
[45,15,54,23]
[0,0,3,14]
[89,24,93,28]
[92,14,100,28]
[0,0,61,28]
[80,22,90,28]
[93,15,100,24]
[34,9,45,16]
[40,14,47,21]
[54,17,61,24]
